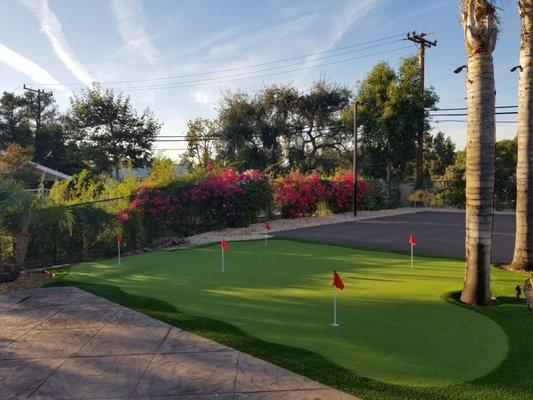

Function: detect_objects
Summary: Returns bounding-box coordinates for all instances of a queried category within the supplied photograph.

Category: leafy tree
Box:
[181,118,217,169]
[213,79,350,174]
[145,157,176,187]
[0,92,32,147]
[66,85,161,177]
[348,57,438,181]
[215,85,298,173]
[288,78,351,174]
[0,143,35,185]
[22,90,58,165]
[0,91,84,175]
[495,139,517,210]
[425,131,456,177]
[436,140,516,211]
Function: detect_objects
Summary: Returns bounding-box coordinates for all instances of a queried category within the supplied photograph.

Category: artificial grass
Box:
[46,239,532,400]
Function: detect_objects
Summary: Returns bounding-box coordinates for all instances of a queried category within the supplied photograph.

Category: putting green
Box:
[64,239,510,387]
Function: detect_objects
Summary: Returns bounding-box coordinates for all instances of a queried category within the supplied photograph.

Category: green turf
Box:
[49,239,520,389]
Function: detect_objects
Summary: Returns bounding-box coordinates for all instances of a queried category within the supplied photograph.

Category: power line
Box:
[432,105,517,111]
[50,45,413,93]
[430,111,518,117]
[434,119,517,123]
[31,34,405,87]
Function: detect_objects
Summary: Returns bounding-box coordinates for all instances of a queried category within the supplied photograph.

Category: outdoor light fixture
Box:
[453,65,468,74]
[511,65,523,72]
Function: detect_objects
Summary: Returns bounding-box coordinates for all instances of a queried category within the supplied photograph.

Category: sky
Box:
[0,0,522,159]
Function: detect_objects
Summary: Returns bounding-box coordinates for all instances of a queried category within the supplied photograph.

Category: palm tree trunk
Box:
[460,0,498,306]
[511,0,533,272]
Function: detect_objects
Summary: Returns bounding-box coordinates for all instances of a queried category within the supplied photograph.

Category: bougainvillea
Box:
[273,171,327,218]
[327,173,376,214]
[117,168,376,240]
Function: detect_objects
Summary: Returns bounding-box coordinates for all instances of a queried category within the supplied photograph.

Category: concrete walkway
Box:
[0,287,358,400]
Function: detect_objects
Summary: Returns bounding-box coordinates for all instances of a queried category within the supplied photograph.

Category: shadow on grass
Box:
[45,272,531,400]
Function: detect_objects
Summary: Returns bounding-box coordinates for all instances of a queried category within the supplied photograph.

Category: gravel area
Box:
[0,271,54,295]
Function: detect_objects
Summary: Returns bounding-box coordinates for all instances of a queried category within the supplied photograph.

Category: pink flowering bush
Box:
[273,171,326,218]
[327,173,376,214]
[117,167,377,244]
[274,171,376,218]
[119,168,273,241]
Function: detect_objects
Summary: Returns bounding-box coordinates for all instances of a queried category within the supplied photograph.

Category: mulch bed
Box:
[0,271,54,295]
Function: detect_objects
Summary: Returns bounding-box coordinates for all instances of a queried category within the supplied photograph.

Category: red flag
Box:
[116,234,123,244]
[408,234,416,246]
[264,221,272,230]
[333,270,344,290]
[220,239,229,251]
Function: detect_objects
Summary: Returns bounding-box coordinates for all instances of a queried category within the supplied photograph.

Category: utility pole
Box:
[23,84,53,163]
[352,100,360,217]
[406,31,436,185]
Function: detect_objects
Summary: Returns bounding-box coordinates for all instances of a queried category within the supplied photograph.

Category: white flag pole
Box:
[117,243,121,265]
[332,284,339,327]
[221,247,225,272]
[265,234,267,247]
[410,244,414,269]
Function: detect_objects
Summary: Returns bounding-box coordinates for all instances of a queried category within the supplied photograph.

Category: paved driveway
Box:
[275,211,516,264]
[0,287,357,400]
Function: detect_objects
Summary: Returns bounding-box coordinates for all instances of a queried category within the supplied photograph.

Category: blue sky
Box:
[0,0,522,159]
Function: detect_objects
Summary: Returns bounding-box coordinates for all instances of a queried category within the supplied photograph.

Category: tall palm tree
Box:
[511,0,533,271]
[460,0,499,305]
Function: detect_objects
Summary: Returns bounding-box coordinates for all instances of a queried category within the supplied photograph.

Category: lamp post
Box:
[353,100,359,217]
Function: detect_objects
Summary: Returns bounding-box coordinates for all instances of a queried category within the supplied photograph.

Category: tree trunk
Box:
[511,0,533,271]
[10,226,29,281]
[460,0,498,306]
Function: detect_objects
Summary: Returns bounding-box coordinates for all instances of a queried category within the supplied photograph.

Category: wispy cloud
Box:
[20,0,93,86]
[298,0,383,81]
[111,0,160,66]
[0,41,70,93]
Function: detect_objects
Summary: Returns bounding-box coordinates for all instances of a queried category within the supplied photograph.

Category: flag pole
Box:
[410,244,414,269]
[332,283,339,327]
[117,242,121,265]
[221,246,225,272]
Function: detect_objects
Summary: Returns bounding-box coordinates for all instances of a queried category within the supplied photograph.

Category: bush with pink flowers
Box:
[119,168,273,242]
[273,171,376,218]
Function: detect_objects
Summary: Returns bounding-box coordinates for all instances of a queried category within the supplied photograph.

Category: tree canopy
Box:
[0,85,161,179]
[347,56,439,181]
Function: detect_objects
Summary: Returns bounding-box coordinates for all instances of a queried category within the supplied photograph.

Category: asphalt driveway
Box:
[274,211,515,264]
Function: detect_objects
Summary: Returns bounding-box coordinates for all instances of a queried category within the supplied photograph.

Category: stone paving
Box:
[0,287,359,400]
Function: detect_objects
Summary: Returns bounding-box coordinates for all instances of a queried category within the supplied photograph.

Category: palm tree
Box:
[0,178,72,281]
[460,0,498,305]
[511,0,533,271]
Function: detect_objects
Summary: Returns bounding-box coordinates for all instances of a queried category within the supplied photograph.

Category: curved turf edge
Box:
[44,271,530,400]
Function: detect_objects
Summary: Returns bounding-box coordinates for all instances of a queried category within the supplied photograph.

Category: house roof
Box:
[0,150,71,181]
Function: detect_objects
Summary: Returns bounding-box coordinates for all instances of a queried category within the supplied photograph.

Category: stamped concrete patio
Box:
[0,287,358,400]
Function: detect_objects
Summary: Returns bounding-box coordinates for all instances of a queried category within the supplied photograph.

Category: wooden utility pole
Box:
[406,31,436,184]
[23,84,53,163]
